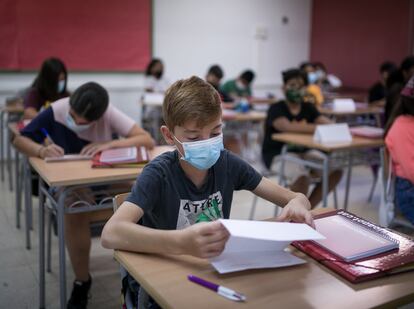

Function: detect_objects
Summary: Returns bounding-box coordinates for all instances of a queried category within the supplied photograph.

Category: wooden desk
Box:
[114,208,414,309]
[272,133,384,209]
[222,110,266,122]
[318,103,384,127]
[32,145,173,309]
[272,133,383,153]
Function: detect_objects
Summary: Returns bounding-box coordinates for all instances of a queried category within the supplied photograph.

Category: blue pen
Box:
[40,128,55,145]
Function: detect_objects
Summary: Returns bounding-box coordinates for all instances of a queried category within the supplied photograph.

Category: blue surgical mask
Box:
[58,80,65,93]
[65,113,91,133]
[174,134,224,170]
[307,72,318,84]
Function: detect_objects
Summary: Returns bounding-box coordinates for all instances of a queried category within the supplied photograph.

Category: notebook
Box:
[45,154,93,162]
[350,126,384,138]
[313,214,398,262]
[92,146,149,168]
[292,210,414,283]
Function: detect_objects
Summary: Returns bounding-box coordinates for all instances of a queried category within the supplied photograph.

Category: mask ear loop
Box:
[172,134,185,159]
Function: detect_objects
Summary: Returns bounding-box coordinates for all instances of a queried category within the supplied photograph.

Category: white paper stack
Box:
[210,219,325,273]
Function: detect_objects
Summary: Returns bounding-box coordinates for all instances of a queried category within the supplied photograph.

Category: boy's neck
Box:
[286,101,302,116]
[179,159,209,189]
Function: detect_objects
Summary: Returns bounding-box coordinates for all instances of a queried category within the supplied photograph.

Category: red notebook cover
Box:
[292,210,414,283]
[91,146,149,168]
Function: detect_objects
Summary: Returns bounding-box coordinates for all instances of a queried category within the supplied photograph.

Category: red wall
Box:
[0,0,152,71]
[310,0,413,89]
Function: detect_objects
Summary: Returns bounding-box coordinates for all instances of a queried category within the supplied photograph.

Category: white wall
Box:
[0,0,312,112]
[154,0,312,96]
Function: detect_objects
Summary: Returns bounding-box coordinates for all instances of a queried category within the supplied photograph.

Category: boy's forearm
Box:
[110,134,155,149]
[13,135,43,158]
[101,221,184,255]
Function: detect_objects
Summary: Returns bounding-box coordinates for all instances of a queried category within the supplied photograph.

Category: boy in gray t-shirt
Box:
[102,76,314,307]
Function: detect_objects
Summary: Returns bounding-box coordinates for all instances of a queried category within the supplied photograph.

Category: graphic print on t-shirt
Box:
[176,191,223,229]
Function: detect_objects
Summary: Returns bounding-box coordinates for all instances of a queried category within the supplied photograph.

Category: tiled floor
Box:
[0,162,413,308]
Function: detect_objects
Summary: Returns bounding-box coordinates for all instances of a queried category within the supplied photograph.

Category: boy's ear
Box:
[160,125,175,145]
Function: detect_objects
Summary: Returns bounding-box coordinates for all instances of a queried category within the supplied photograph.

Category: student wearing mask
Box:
[13,82,154,309]
[262,69,342,208]
[299,62,324,106]
[101,76,313,308]
[144,58,170,93]
[313,61,342,90]
[385,76,414,225]
[368,61,397,104]
[220,69,255,99]
[23,57,69,119]
[205,64,234,104]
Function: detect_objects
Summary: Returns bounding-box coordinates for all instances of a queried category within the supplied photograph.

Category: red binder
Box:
[292,210,414,283]
[91,146,149,168]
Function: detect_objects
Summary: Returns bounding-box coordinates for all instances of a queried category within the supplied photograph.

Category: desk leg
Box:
[343,152,354,211]
[15,151,21,229]
[278,145,288,186]
[6,121,13,191]
[0,110,4,181]
[24,158,32,249]
[57,192,67,309]
[38,178,46,309]
[322,155,329,208]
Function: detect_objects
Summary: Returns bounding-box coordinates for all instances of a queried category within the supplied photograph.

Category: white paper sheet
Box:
[210,219,325,273]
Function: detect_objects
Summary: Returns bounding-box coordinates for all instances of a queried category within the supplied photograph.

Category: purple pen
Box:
[187,274,246,302]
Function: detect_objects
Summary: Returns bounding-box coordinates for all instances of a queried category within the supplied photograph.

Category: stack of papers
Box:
[210,219,325,273]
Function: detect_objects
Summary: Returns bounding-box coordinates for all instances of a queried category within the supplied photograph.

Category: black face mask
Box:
[153,71,163,79]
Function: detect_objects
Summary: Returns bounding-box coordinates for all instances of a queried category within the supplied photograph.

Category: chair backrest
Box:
[113,193,130,212]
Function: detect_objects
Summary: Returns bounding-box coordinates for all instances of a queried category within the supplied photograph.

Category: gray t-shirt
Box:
[126,149,262,230]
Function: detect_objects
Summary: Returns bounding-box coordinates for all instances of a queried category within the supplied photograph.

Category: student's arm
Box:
[23,107,38,120]
[80,124,155,156]
[101,202,229,258]
[252,177,314,227]
[13,135,64,158]
[273,117,317,133]
[315,115,332,124]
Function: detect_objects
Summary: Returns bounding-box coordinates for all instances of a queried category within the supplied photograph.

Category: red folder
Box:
[292,210,414,283]
[91,146,149,168]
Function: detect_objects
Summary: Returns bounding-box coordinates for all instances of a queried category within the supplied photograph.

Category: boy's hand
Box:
[40,144,64,158]
[276,194,315,228]
[179,221,230,259]
[80,141,112,156]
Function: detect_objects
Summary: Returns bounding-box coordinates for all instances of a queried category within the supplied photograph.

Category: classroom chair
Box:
[113,193,150,309]
[378,148,413,229]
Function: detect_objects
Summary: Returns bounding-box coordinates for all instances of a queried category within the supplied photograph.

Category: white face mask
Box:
[58,80,65,93]
[236,80,246,90]
[173,134,224,170]
[65,113,91,133]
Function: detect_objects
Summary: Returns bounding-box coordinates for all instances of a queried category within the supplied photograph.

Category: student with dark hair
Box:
[13,82,154,309]
[144,58,170,92]
[299,62,324,105]
[368,61,397,103]
[313,61,342,89]
[385,76,414,224]
[220,69,255,99]
[24,57,69,119]
[262,68,342,208]
[384,56,414,124]
[205,64,233,103]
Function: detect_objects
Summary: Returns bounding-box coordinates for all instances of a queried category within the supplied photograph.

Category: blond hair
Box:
[163,76,222,131]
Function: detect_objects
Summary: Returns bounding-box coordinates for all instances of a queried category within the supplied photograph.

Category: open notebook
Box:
[45,154,93,162]
[92,146,149,168]
[313,214,399,262]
